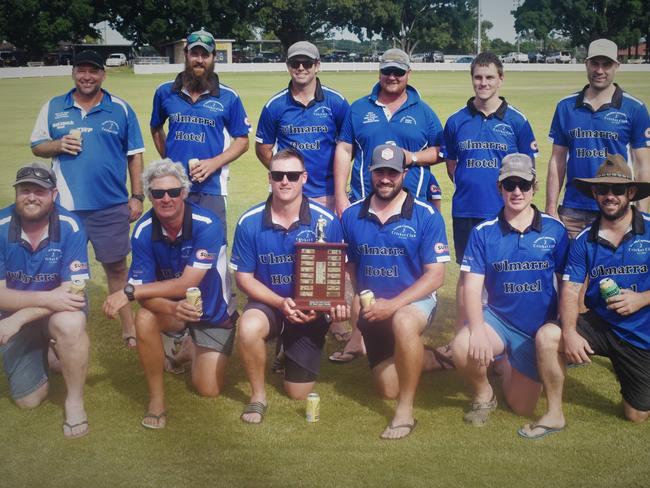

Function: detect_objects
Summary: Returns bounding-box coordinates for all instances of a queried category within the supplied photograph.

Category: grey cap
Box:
[14,161,57,189]
[287,41,319,60]
[370,144,406,172]
[586,38,618,63]
[499,153,536,182]
[380,48,410,70]
[186,29,216,52]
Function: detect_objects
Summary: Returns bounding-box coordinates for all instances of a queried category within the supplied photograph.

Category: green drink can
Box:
[599,278,620,300]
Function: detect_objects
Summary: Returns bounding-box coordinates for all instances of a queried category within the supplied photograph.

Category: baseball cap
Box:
[287,41,319,60]
[186,29,216,52]
[586,38,618,63]
[369,144,406,172]
[498,153,536,182]
[74,50,104,69]
[13,162,57,189]
[380,49,410,70]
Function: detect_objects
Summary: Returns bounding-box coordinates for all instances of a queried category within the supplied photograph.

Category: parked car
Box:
[106,53,128,67]
[455,55,475,63]
[503,52,528,63]
[411,53,427,62]
[252,51,281,63]
[426,51,444,63]
[528,51,545,63]
[546,51,572,64]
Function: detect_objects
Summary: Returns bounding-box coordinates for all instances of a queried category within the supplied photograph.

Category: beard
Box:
[182,58,215,93]
[600,203,630,221]
[373,181,403,201]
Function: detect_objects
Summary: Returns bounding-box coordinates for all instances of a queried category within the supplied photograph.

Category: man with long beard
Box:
[150,29,251,232]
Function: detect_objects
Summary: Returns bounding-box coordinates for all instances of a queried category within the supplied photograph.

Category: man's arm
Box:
[127,152,144,222]
[333,141,353,217]
[545,144,569,219]
[632,147,650,212]
[445,159,457,182]
[255,142,274,169]
[0,281,85,313]
[606,288,650,316]
[463,271,494,366]
[150,125,167,158]
[190,135,249,183]
[403,146,441,167]
[0,307,55,345]
[560,280,594,364]
[32,137,81,158]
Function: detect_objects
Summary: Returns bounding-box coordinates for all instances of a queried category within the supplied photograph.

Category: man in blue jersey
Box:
[230,148,349,423]
[103,159,236,429]
[150,29,251,231]
[30,50,144,350]
[0,162,90,439]
[452,154,569,427]
[545,38,650,238]
[520,154,650,439]
[342,145,449,439]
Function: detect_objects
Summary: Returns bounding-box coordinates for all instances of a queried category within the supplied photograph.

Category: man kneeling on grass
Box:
[103,159,236,429]
[453,154,569,429]
[520,154,650,439]
[230,148,349,423]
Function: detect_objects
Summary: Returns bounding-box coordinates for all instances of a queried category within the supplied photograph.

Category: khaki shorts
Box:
[558,206,599,239]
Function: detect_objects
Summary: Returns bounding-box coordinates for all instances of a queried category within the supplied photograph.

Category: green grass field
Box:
[0,69,649,487]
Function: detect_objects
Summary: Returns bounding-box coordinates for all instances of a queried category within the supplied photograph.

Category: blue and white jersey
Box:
[150,73,251,196]
[461,206,569,336]
[0,204,89,317]
[549,84,650,212]
[338,84,443,201]
[424,170,442,202]
[30,89,145,211]
[443,98,538,219]
[255,79,349,198]
[230,197,343,299]
[129,202,234,326]
[563,208,650,349]
[342,191,450,299]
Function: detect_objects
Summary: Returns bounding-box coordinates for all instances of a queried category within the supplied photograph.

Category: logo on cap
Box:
[381,148,394,160]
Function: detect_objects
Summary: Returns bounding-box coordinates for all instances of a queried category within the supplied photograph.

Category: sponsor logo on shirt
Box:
[645,127,650,139]
[44,248,63,263]
[604,112,629,125]
[532,236,557,250]
[195,249,215,260]
[589,263,648,279]
[493,123,514,136]
[434,242,448,254]
[203,100,224,112]
[52,120,74,130]
[54,111,69,120]
[391,225,417,239]
[357,244,405,255]
[531,140,538,151]
[363,112,380,124]
[69,260,88,272]
[576,148,607,158]
[569,127,619,140]
[101,120,120,135]
[296,230,317,242]
[259,252,295,264]
[629,239,650,254]
[6,270,58,284]
[399,115,417,125]
[313,106,333,118]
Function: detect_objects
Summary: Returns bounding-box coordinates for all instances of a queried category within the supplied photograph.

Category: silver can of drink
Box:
[599,278,620,300]
[70,279,86,296]
[188,158,200,170]
[359,289,376,310]
[69,128,82,142]
[306,392,320,422]
[186,287,203,315]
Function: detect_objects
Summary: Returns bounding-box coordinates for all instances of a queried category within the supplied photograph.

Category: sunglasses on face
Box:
[270,171,304,182]
[186,33,215,48]
[380,67,407,77]
[16,166,55,185]
[502,178,533,192]
[288,58,315,70]
[595,184,627,196]
[150,187,183,199]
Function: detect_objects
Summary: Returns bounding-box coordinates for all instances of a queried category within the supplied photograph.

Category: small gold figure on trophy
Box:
[316,216,327,243]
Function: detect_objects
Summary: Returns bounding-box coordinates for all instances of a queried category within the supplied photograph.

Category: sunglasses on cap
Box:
[288,58,315,70]
[16,166,55,185]
[380,67,407,77]
[186,33,215,47]
[595,183,628,196]
[150,187,183,199]
[502,178,533,192]
[270,171,304,182]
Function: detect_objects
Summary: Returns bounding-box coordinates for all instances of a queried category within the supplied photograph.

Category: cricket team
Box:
[1,31,649,441]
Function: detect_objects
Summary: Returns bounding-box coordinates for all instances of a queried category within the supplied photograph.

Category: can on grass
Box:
[186,287,203,315]
[70,279,86,296]
[599,278,620,300]
[306,392,320,422]
[359,289,375,310]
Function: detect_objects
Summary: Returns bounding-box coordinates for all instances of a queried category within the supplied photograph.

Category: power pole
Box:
[477,0,482,54]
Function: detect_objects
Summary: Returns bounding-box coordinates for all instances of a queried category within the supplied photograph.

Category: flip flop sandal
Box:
[328,350,363,363]
[380,419,417,440]
[241,402,267,424]
[63,420,89,439]
[141,411,167,429]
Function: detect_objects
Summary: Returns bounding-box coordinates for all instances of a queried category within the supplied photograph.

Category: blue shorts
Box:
[483,307,540,383]
[75,203,131,263]
[0,318,49,400]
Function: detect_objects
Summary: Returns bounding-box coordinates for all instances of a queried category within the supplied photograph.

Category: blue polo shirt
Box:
[443,97,538,219]
[461,206,569,336]
[256,79,349,198]
[338,84,443,201]
[150,72,251,196]
[549,84,650,212]
[563,208,650,349]
[129,202,235,326]
[0,204,89,318]
[30,89,145,211]
[230,196,343,299]
[342,191,450,299]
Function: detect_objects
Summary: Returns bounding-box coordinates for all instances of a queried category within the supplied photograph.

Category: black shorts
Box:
[577,311,650,411]
[357,317,395,370]
[452,217,486,265]
[243,302,329,383]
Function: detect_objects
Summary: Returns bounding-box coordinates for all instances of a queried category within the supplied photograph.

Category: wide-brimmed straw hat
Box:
[574,153,650,201]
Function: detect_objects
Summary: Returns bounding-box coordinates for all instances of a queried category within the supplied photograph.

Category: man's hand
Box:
[362,298,396,322]
[562,328,594,364]
[330,304,351,322]
[175,300,202,322]
[468,326,494,367]
[0,314,23,345]
[48,284,86,312]
[279,297,315,324]
[189,158,218,183]
[128,198,144,223]
[58,135,82,156]
[606,289,648,316]
[103,289,128,318]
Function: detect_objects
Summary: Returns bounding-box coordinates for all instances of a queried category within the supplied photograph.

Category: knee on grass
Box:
[15,383,48,409]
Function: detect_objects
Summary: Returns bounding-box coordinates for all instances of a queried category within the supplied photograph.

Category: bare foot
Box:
[63,400,88,439]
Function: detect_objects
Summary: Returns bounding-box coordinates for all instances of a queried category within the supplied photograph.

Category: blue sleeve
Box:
[61,219,90,282]
[553,225,570,274]
[255,104,277,145]
[426,172,442,199]
[630,102,650,149]
[191,220,224,270]
[461,226,485,274]
[443,120,457,161]
[548,104,568,147]
[564,235,588,283]
[420,210,449,264]
[126,103,145,154]
[230,222,257,273]
[341,209,357,264]
[150,86,168,129]
[325,214,344,243]
[334,98,350,133]
[338,109,354,144]
[225,95,251,138]
[426,109,443,147]
[129,233,157,285]
[517,118,538,159]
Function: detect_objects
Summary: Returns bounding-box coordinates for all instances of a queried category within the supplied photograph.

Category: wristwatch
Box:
[410,153,418,166]
[130,194,145,202]
[123,283,136,301]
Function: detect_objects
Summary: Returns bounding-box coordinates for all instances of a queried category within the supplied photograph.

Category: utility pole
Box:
[477,0,482,54]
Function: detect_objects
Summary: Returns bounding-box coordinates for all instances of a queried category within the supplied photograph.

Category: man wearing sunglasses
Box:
[230,148,348,423]
[452,154,568,429]
[546,38,650,238]
[151,29,251,234]
[102,159,236,429]
[0,162,91,439]
[520,154,650,439]
[30,49,145,351]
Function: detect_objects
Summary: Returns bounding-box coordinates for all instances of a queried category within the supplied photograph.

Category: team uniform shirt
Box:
[230,196,343,299]
[443,97,538,219]
[339,83,443,201]
[342,191,450,299]
[424,170,442,202]
[129,202,235,326]
[563,208,650,349]
[0,204,89,319]
[549,84,650,212]
[150,72,251,196]
[255,79,349,198]
[461,206,569,336]
[30,89,145,211]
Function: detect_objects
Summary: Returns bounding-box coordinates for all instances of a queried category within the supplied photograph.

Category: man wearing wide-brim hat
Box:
[520,153,650,439]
